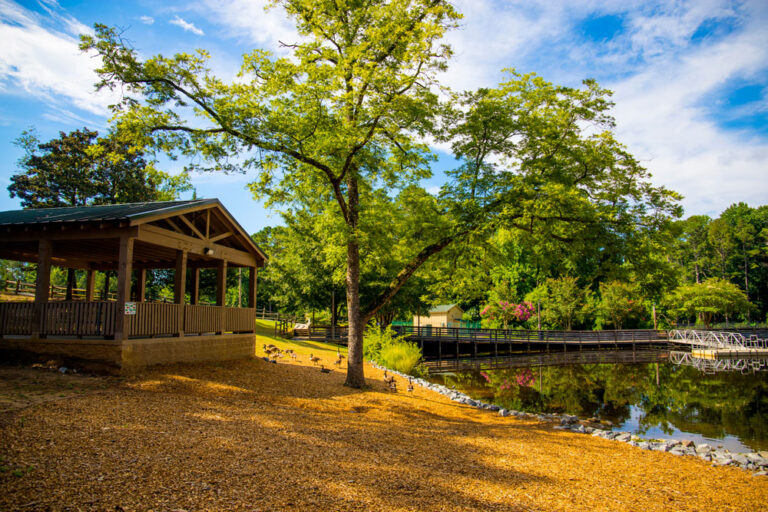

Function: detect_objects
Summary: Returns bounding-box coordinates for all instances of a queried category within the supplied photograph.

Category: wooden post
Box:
[65,268,75,301]
[237,268,242,308]
[33,239,52,337]
[174,250,187,337]
[190,268,200,305]
[248,266,257,309]
[114,236,134,342]
[217,260,227,334]
[85,268,95,302]
[216,260,227,306]
[174,251,187,305]
[137,269,147,303]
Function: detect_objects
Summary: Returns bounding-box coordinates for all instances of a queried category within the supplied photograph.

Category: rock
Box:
[638,442,651,450]
[681,440,694,448]
[615,432,632,443]
[498,409,509,417]
[753,471,768,477]
[699,453,712,462]
[488,404,500,412]
[732,454,749,466]
[696,444,712,454]
[560,415,578,426]
[670,448,686,457]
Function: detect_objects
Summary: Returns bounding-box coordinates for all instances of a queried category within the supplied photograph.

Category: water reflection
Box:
[432,351,768,452]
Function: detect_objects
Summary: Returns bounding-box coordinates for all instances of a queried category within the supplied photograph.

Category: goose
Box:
[407,378,414,393]
[309,354,321,365]
[320,365,331,374]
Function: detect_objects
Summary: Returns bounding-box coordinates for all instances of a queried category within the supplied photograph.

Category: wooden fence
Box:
[0,301,256,338]
[0,301,118,337]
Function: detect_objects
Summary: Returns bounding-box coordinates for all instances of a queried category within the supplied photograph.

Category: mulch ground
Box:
[1,331,767,511]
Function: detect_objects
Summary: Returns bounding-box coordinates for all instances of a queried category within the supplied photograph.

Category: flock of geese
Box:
[261,343,415,393]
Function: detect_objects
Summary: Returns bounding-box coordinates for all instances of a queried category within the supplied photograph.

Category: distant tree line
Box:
[254,201,767,329]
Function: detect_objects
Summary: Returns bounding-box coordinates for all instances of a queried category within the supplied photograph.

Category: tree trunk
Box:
[744,248,750,321]
[66,268,76,301]
[345,176,366,388]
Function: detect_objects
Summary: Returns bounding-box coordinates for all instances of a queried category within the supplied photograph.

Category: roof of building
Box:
[430,304,463,313]
[0,199,267,263]
[0,199,217,225]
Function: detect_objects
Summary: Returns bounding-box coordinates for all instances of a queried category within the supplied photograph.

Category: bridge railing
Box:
[669,329,768,350]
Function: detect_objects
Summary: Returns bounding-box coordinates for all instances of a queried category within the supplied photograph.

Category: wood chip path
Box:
[1,331,766,511]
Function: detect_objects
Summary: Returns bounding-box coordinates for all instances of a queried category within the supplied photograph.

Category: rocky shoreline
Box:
[372,363,768,476]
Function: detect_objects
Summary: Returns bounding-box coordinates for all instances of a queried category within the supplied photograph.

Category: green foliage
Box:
[596,281,645,329]
[363,325,426,377]
[81,2,684,386]
[8,128,191,207]
[666,277,753,327]
[529,276,593,330]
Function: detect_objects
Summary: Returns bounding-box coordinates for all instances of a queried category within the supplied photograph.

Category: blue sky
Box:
[1,0,766,234]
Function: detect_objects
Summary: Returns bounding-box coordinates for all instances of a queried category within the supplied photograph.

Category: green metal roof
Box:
[430,304,462,313]
[0,199,217,226]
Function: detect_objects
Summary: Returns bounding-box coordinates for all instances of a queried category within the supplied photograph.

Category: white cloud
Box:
[169,15,204,36]
[609,4,768,215]
[195,0,299,53]
[139,15,154,25]
[0,0,116,115]
[435,0,768,216]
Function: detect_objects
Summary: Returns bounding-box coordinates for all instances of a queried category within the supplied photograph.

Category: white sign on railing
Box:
[124,302,137,315]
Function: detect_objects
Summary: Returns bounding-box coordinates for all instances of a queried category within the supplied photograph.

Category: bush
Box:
[364,325,427,377]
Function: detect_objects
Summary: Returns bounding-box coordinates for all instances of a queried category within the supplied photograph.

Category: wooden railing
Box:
[1,301,255,338]
[226,307,256,333]
[0,302,117,336]
[40,302,117,337]
[184,304,219,334]
[0,302,36,335]
[126,303,181,337]
[1,279,117,301]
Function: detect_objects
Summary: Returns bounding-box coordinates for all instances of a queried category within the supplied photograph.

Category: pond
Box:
[430,351,768,452]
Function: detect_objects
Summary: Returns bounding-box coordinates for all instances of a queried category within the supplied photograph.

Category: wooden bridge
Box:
[291,325,669,363]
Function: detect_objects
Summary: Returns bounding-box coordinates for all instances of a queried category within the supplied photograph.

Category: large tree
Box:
[81,1,679,387]
[9,128,190,207]
[8,127,192,298]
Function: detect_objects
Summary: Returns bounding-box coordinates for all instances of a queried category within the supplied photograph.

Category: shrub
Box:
[364,325,427,377]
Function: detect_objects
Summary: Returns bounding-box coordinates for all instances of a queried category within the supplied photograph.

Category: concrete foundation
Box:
[122,334,256,368]
[1,334,256,370]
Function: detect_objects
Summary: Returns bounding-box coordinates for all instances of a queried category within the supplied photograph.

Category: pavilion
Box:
[0,199,267,368]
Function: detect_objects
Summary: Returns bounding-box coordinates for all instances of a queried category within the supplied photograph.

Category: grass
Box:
[254,319,347,366]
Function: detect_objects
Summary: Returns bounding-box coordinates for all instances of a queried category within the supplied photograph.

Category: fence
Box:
[0,301,256,338]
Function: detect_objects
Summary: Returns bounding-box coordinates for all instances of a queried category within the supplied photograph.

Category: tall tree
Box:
[82,2,679,387]
[9,128,191,207]
[8,127,192,298]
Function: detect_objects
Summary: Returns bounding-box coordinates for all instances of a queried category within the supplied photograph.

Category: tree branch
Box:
[361,229,471,324]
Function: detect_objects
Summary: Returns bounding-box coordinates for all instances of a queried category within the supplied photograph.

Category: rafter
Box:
[209,231,232,243]
[178,214,205,240]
